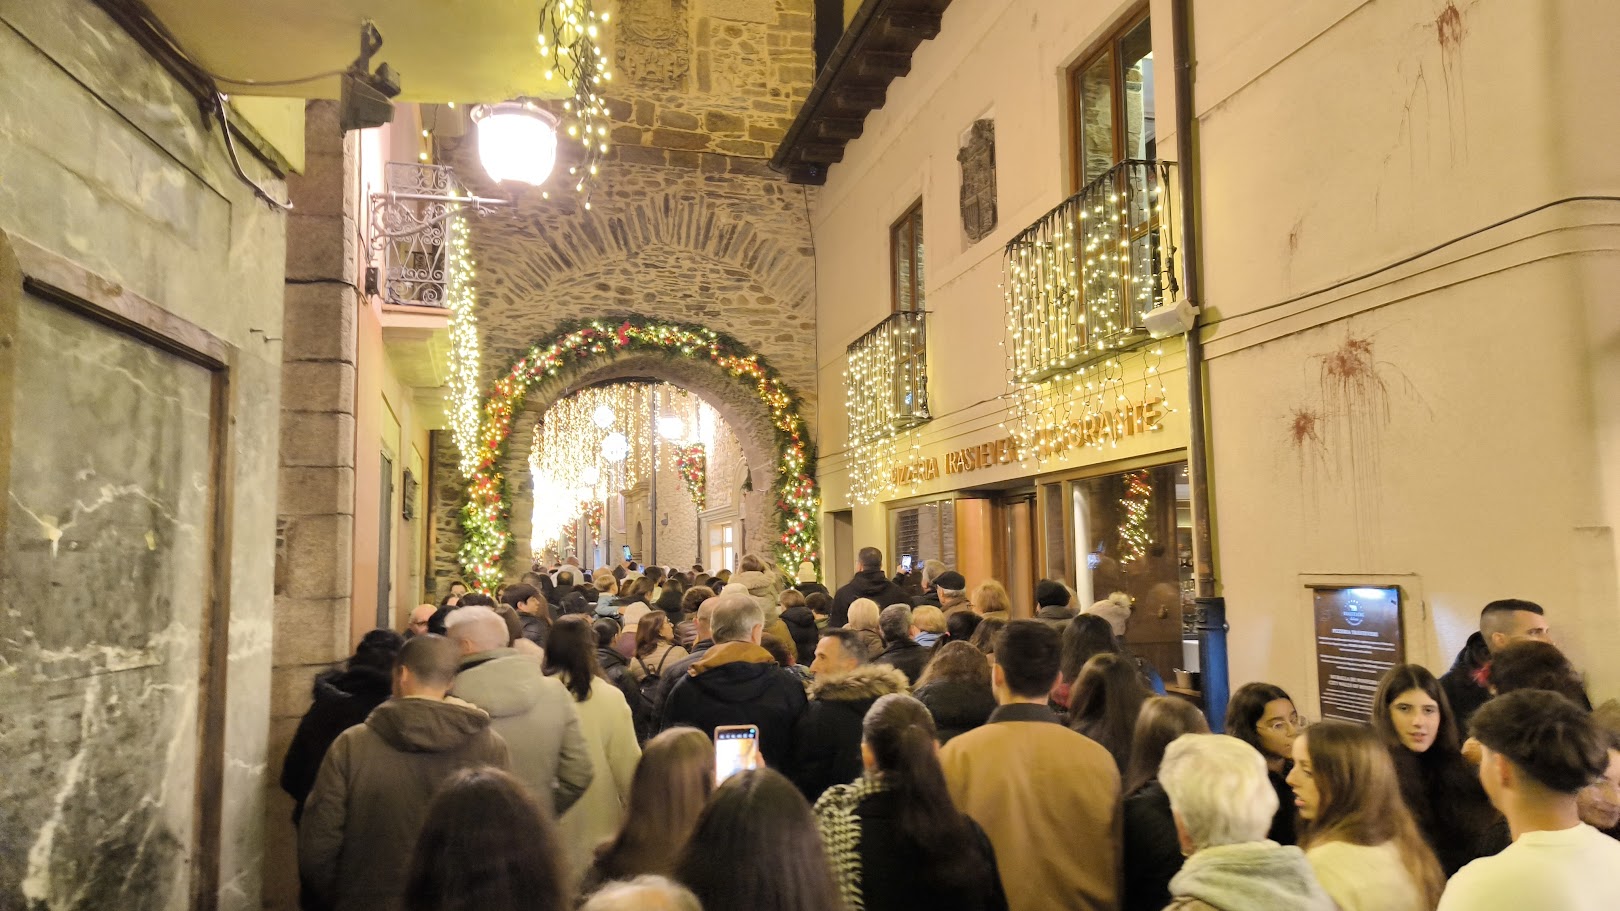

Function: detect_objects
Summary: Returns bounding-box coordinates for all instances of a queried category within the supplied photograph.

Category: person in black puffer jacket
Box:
[829,548,911,628]
[779,589,819,665]
[280,629,405,825]
[593,618,652,736]
[911,641,997,743]
[792,633,909,801]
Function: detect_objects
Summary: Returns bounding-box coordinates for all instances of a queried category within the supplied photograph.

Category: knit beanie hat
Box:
[1035,579,1072,609]
[1084,592,1133,636]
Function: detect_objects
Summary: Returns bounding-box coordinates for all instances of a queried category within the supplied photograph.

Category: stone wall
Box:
[425,0,823,587]
[263,101,360,911]
[607,0,815,164]
[0,2,288,908]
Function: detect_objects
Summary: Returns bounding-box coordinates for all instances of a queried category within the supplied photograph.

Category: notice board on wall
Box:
[1312,586,1404,723]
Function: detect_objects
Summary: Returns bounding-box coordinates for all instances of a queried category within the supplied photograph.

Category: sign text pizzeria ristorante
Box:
[892,397,1166,486]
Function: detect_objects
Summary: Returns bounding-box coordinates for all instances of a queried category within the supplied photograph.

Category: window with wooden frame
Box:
[890,202,924,312]
[1069,9,1156,191]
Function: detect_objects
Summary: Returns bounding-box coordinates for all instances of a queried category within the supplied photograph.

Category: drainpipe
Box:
[1170,0,1228,733]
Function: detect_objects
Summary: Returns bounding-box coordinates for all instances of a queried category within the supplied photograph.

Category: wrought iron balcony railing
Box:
[367,163,507,308]
[844,309,930,447]
[1004,159,1180,384]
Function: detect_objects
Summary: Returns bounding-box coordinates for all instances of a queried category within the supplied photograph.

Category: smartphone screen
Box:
[621,544,633,561]
[900,554,913,571]
[713,725,760,784]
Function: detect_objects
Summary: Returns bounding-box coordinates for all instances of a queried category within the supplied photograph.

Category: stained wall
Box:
[0,1,288,907]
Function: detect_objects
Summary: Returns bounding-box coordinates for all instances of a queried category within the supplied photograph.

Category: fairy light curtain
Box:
[528,383,716,553]
[1002,160,1180,464]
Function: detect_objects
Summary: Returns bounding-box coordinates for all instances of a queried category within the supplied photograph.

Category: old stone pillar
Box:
[263,100,359,911]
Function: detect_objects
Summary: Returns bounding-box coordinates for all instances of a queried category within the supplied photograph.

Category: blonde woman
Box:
[971,581,1011,622]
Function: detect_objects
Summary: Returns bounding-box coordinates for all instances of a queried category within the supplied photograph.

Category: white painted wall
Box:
[812,0,1620,704]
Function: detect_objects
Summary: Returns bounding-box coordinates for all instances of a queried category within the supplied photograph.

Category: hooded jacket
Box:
[280,664,394,823]
[733,569,785,620]
[663,640,808,770]
[791,664,910,800]
[780,603,820,665]
[914,679,997,743]
[1164,841,1335,911]
[298,697,510,911]
[1440,631,1492,730]
[831,570,912,628]
[449,649,594,815]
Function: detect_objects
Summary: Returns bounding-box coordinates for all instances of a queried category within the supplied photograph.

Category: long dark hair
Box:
[591,727,715,884]
[1123,696,1210,795]
[1059,614,1120,683]
[1299,722,1445,909]
[676,768,843,911]
[1069,653,1150,773]
[544,615,602,702]
[862,694,994,897]
[1227,682,1294,759]
[634,611,670,659]
[402,767,567,911]
[1370,665,1459,755]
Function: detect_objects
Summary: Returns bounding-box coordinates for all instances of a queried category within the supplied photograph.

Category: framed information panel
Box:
[1312,586,1404,722]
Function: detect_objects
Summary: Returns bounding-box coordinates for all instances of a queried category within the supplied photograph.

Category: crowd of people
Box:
[284,548,1620,911]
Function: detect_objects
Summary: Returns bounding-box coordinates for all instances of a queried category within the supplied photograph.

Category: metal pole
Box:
[1171,0,1227,728]
[650,387,659,566]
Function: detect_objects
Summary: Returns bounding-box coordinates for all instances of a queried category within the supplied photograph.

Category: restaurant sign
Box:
[891,397,1165,486]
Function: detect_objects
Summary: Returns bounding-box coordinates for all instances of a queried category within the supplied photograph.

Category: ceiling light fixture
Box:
[471,101,560,186]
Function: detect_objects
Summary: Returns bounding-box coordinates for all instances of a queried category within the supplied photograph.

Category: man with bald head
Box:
[445,606,594,816]
[299,634,510,911]
[662,593,809,770]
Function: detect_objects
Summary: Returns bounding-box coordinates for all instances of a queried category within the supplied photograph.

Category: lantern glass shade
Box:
[472,102,560,185]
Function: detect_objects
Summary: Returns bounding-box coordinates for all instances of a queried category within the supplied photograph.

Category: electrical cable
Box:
[1203,194,1620,330]
[210,68,348,88]
[214,93,293,210]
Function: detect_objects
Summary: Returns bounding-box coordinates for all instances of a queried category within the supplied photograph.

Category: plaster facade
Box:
[810,0,1620,708]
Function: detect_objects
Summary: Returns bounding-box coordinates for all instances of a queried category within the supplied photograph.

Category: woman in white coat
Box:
[544,615,642,884]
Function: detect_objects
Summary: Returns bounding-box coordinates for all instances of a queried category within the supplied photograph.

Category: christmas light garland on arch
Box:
[458,317,820,590]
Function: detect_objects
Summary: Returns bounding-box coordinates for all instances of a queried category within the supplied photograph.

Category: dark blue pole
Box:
[1197,596,1229,733]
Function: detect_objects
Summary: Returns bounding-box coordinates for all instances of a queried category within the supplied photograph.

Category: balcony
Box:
[845,309,931,441]
[1004,159,1180,384]
[843,309,930,504]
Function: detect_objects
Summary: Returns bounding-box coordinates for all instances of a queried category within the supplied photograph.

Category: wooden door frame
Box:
[1,232,236,911]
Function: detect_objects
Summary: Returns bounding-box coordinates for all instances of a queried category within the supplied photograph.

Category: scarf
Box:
[814,774,889,911]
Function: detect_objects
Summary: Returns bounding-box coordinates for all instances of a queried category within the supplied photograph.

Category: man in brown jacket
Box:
[940,619,1121,911]
[298,634,510,911]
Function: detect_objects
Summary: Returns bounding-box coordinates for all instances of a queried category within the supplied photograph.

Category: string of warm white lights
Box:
[444,213,482,477]
[1001,161,1177,465]
[459,318,820,591]
[843,312,930,505]
[537,0,613,204]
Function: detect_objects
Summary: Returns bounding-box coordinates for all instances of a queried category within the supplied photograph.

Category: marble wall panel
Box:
[0,291,215,911]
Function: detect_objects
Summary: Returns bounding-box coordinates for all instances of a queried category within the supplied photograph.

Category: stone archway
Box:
[454,317,818,588]
[500,348,786,573]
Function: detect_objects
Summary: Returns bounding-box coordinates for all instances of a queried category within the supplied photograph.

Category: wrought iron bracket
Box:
[366,162,510,307]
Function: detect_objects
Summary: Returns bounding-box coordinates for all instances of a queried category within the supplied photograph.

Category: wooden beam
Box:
[856,51,912,80]
[813,118,867,141]
[798,143,847,164]
[880,9,943,40]
[833,84,887,109]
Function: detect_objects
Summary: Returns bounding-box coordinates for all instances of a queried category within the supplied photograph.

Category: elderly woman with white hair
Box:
[1158,734,1335,911]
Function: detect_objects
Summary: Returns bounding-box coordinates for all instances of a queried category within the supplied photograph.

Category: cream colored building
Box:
[805,0,1620,707]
